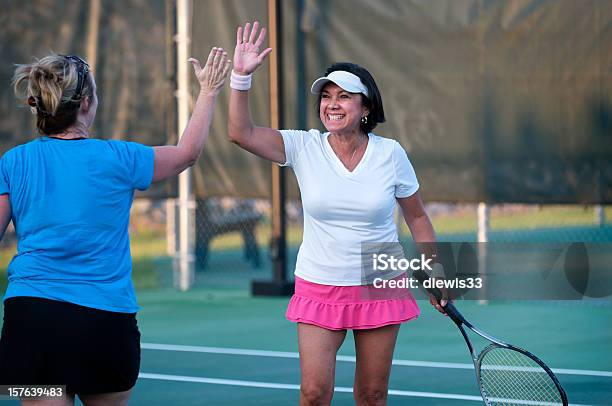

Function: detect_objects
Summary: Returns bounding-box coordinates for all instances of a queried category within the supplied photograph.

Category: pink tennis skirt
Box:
[286,275,420,330]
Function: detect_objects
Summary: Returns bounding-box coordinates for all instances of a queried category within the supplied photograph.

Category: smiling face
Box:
[319,83,369,135]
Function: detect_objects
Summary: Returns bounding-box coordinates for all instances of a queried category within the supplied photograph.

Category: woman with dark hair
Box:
[228,21,444,405]
[0,47,230,405]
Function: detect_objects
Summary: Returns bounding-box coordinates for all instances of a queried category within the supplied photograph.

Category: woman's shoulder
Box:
[368,133,402,153]
[97,138,150,152]
[280,128,327,149]
[1,138,41,160]
[281,128,324,138]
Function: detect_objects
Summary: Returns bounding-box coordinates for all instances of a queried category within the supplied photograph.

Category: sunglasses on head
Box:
[61,55,89,100]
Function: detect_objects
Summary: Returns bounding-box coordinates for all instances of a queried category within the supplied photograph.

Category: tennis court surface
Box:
[1,223,611,405]
[3,287,608,405]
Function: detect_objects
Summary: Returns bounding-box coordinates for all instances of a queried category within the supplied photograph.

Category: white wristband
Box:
[230,70,252,91]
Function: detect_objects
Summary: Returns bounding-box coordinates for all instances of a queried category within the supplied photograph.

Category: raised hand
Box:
[188,47,232,96]
[233,21,273,75]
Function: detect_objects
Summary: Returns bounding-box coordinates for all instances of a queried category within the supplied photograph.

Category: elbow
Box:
[180,150,199,170]
[227,123,252,146]
[411,212,430,227]
[227,136,242,147]
[405,212,426,229]
[227,129,243,145]
[227,131,239,144]
[185,153,199,168]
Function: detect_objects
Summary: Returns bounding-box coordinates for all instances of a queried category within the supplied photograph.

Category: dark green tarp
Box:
[1,0,611,203]
[0,0,174,197]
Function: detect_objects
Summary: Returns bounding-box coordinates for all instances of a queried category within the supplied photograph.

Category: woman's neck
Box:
[51,123,90,140]
[330,131,367,151]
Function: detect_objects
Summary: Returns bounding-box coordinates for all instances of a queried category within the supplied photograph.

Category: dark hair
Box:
[315,62,385,133]
[13,54,93,135]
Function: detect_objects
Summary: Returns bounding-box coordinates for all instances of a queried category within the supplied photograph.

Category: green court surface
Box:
[131,292,612,405]
[0,224,611,405]
[2,290,609,405]
[134,290,612,405]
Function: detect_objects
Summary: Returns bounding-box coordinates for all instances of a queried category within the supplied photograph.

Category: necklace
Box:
[332,134,366,167]
[47,136,87,140]
[348,144,359,163]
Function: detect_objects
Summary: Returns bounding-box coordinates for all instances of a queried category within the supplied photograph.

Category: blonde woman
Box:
[0,48,230,405]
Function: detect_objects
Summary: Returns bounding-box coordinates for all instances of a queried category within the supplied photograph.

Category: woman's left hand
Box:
[428,282,448,315]
[188,47,232,96]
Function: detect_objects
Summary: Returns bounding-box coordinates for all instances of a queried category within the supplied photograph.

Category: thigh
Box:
[79,388,133,406]
[0,297,49,384]
[21,395,75,406]
[353,324,400,388]
[0,297,140,395]
[298,323,347,389]
[53,305,141,395]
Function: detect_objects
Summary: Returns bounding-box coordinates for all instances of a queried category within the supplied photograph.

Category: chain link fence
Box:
[2,199,609,295]
[410,203,612,243]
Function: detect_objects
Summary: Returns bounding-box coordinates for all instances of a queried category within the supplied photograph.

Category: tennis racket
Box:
[413,269,568,406]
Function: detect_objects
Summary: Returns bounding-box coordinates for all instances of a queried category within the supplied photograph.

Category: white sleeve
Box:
[278,129,313,167]
[393,141,420,198]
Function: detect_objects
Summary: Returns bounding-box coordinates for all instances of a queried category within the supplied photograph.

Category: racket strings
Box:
[478,347,563,405]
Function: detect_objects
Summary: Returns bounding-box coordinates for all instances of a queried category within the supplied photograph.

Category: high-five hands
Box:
[188,47,232,96]
[233,21,273,75]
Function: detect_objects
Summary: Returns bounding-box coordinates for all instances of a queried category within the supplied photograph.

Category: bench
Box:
[195,198,263,269]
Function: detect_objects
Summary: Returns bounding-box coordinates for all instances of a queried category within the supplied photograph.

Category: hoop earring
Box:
[361,116,368,124]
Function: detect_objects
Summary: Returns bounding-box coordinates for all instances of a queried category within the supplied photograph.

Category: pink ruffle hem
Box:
[286,276,420,330]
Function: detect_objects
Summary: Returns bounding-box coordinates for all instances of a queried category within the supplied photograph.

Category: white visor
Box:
[310,70,369,98]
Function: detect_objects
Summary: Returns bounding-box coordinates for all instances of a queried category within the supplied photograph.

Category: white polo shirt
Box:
[280,129,419,286]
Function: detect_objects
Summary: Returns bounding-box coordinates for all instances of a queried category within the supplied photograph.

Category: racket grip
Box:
[412,269,467,325]
[413,269,444,300]
[441,302,468,325]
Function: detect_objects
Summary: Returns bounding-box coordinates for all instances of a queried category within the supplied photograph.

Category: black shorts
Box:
[0,296,141,395]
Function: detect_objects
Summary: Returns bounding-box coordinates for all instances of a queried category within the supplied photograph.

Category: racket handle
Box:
[441,302,468,325]
[412,269,467,325]
[413,269,444,299]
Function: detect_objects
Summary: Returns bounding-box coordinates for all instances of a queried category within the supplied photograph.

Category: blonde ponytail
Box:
[13,54,92,134]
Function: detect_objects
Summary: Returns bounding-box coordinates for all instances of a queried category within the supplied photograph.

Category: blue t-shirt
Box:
[0,137,154,313]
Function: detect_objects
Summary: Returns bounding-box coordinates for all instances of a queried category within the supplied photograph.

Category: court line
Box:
[138,372,591,406]
[138,372,483,402]
[141,342,612,378]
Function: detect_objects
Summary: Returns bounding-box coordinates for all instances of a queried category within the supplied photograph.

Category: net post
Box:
[166,198,177,256]
[477,202,489,305]
[251,0,293,297]
[173,0,195,291]
[595,205,606,226]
